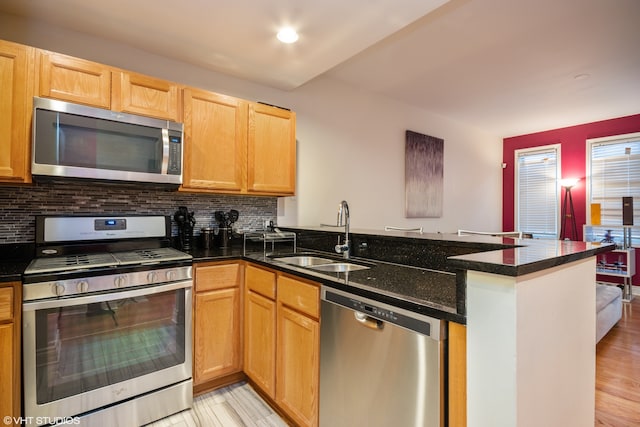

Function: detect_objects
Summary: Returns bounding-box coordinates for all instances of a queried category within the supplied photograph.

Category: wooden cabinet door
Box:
[247,102,296,195]
[244,290,276,398]
[276,304,319,427]
[194,287,241,384]
[193,262,242,385]
[182,88,248,192]
[38,51,111,108]
[449,322,467,427]
[112,71,180,121]
[0,283,20,427]
[0,40,34,183]
[0,323,15,426]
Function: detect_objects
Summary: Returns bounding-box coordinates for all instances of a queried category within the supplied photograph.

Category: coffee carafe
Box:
[174,206,195,251]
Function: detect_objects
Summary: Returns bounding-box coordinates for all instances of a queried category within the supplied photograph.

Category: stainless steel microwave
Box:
[32,97,184,185]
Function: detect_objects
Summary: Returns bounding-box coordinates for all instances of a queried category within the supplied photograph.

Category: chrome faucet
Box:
[334,200,350,259]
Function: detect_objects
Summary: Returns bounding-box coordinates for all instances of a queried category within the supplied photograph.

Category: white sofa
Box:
[596,283,623,343]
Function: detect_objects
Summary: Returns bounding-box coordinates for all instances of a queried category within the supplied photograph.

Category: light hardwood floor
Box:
[146,382,286,427]
[595,297,640,426]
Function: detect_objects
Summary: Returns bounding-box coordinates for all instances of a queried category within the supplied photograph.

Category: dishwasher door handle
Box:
[354,311,384,330]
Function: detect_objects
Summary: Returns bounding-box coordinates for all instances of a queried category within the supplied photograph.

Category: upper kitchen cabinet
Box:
[0,40,34,184]
[247,103,296,196]
[181,90,297,196]
[38,50,181,121]
[38,51,112,109]
[112,71,181,122]
[182,88,248,192]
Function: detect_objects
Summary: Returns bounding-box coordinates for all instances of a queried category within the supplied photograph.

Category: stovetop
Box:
[25,247,192,275]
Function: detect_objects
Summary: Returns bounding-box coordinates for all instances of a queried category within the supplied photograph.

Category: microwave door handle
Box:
[56,120,64,165]
[161,128,169,174]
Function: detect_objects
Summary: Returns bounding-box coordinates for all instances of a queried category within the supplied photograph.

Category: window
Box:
[515,145,560,239]
[587,132,640,246]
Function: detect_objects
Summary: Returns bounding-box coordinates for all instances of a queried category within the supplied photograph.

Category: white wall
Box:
[1,14,503,233]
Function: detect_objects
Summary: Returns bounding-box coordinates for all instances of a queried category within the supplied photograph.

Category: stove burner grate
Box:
[24,248,192,275]
[25,253,119,274]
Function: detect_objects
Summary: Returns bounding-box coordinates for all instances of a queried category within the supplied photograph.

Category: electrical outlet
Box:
[264,220,271,229]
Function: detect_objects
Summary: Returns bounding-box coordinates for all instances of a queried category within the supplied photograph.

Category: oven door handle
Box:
[22,280,192,311]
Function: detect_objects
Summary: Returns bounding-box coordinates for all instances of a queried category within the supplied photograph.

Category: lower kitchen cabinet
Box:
[193,262,243,387]
[244,264,277,397]
[448,321,467,427]
[0,282,21,427]
[276,275,319,427]
[243,265,320,427]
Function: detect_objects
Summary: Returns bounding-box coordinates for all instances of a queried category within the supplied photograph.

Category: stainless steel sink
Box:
[272,255,371,272]
[308,262,370,272]
[275,255,338,267]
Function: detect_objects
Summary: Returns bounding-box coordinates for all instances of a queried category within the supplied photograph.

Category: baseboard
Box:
[193,371,246,396]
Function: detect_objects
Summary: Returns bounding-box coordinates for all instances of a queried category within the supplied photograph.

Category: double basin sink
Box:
[271,254,371,273]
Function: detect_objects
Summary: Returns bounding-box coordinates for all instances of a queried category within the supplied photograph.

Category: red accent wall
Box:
[502,113,640,285]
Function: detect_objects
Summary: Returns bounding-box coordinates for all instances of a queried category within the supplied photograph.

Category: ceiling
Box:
[1,0,639,137]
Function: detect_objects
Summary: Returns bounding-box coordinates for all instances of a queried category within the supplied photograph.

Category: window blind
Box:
[589,134,640,245]
[516,147,559,239]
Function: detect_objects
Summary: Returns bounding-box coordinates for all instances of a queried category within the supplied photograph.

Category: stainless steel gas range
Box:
[22,215,193,427]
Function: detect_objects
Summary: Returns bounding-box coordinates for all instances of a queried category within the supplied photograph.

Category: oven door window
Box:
[33,288,186,404]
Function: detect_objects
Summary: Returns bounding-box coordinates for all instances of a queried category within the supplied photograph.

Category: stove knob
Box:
[147,272,158,284]
[53,282,65,297]
[166,270,176,281]
[114,276,126,288]
[77,280,89,293]
[76,280,89,293]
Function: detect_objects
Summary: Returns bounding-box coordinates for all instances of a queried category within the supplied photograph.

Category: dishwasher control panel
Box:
[354,300,399,322]
[323,287,439,338]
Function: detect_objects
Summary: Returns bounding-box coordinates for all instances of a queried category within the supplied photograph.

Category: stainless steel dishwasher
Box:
[320,286,445,427]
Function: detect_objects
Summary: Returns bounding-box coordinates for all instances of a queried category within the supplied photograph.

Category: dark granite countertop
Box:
[185,243,463,323]
[447,237,613,275]
[281,226,614,276]
[2,228,613,325]
[0,261,29,282]
[248,252,462,323]
[0,243,34,283]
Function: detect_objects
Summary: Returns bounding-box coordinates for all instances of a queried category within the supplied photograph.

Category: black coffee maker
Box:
[174,206,195,251]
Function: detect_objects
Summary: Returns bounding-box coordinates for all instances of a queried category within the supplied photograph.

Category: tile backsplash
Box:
[0,180,276,243]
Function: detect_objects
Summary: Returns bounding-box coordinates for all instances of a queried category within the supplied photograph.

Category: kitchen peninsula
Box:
[267,227,612,427]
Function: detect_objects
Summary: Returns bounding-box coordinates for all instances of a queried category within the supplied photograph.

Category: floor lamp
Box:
[560,178,579,240]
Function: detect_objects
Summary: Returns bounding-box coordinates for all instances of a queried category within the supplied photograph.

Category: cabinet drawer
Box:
[277,275,319,319]
[245,265,276,299]
[195,263,242,292]
[0,287,13,322]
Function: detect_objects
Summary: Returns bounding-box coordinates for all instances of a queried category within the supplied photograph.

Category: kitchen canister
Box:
[216,227,231,248]
[200,227,215,249]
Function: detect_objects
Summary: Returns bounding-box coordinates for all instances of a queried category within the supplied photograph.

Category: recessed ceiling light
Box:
[277,27,299,44]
